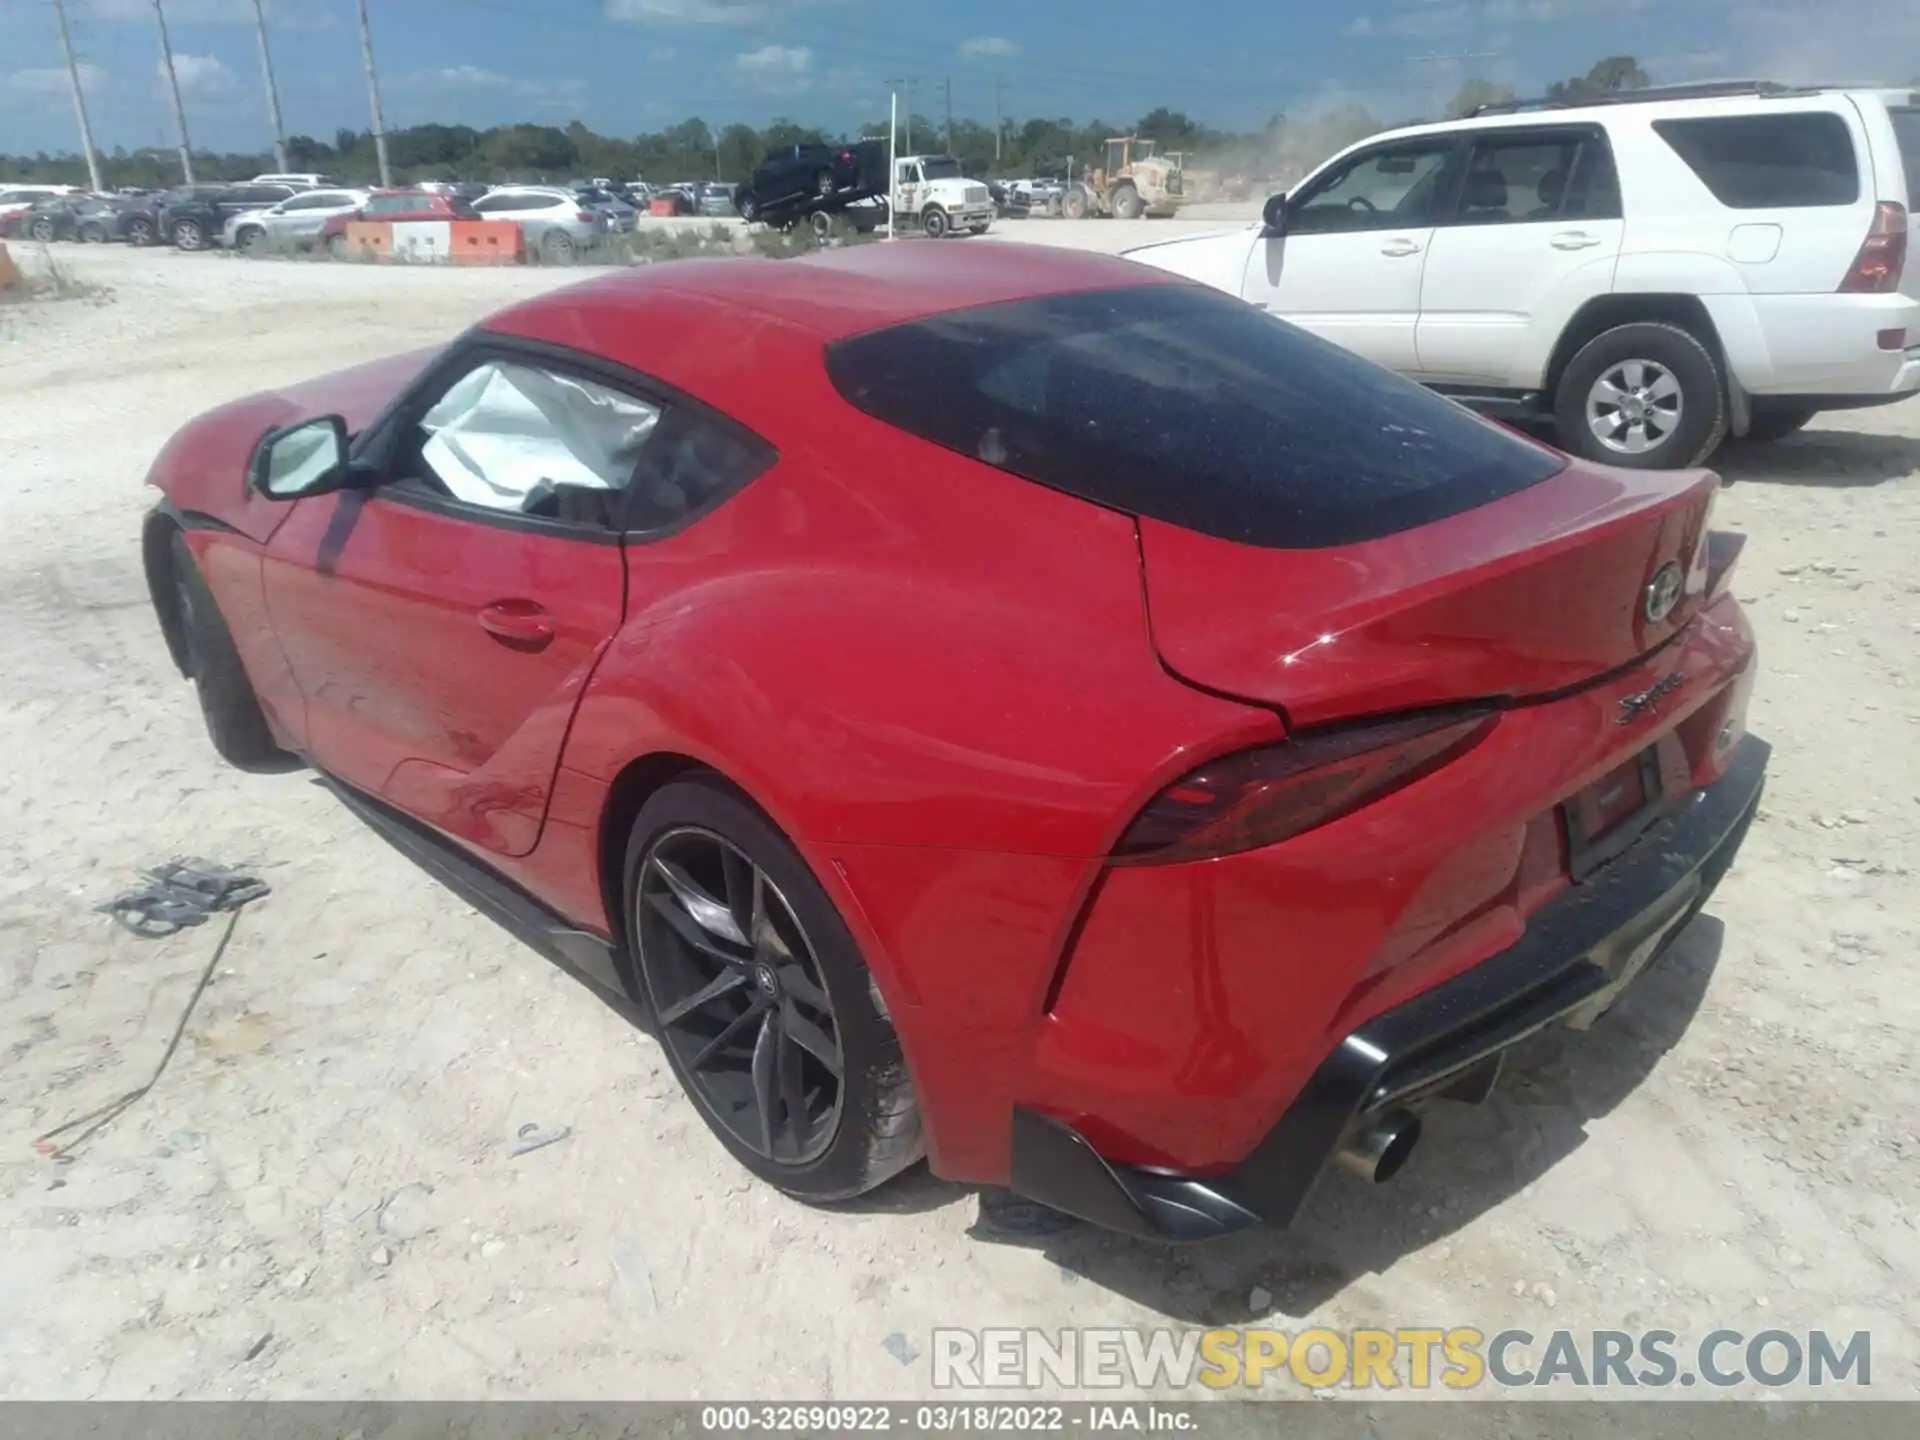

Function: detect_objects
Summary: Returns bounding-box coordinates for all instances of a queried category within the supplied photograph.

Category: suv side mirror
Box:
[249,415,352,500]
[1262,191,1289,235]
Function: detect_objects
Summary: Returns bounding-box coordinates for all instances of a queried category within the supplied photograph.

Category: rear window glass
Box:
[825,286,1566,550]
[1653,112,1859,208]
[1891,108,1920,207]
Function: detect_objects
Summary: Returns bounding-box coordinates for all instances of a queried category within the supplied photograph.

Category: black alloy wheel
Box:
[637,826,845,1165]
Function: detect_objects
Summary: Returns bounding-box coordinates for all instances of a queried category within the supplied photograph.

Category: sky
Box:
[0,0,1915,158]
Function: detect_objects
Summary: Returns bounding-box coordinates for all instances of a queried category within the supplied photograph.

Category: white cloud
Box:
[1343,6,1469,37]
[606,0,794,24]
[165,53,236,98]
[5,64,106,99]
[959,36,1020,60]
[733,43,812,96]
[396,65,589,115]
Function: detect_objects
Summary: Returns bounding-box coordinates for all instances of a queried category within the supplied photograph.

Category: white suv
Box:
[1128,82,1920,468]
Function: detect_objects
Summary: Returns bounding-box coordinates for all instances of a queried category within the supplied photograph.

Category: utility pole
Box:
[884,81,901,239]
[249,0,289,173]
[151,0,195,183]
[356,0,392,186]
[52,0,103,193]
[943,75,954,155]
[993,76,1003,164]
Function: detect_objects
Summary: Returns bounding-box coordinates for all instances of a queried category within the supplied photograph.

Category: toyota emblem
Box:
[1643,561,1683,625]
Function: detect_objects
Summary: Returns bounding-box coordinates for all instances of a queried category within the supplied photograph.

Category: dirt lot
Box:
[2,226,1917,1401]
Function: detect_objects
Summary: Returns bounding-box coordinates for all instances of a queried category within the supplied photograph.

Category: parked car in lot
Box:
[1128,81,1920,468]
[986,179,1031,219]
[163,182,302,251]
[250,172,334,188]
[141,242,1764,1238]
[0,184,81,231]
[109,184,224,247]
[3,193,100,241]
[316,189,481,257]
[573,185,639,232]
[467,186,605,262]
[226,188,372,254]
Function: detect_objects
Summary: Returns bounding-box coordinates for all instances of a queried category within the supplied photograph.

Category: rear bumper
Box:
[1007,735,1768,1242]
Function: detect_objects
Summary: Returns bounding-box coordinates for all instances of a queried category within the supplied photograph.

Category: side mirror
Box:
[1262,191,1289,235]
[249,415,352,501]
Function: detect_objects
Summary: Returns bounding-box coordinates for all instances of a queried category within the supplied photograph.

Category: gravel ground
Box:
[1,224,1916,1402]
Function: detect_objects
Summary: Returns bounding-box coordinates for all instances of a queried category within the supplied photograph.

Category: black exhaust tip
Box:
[1336,1110,1423,1184]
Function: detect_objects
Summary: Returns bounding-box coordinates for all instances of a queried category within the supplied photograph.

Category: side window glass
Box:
[624,410,776,532]
[1563,137,1622,220]
[1290,145,1454,234]
[413,361,662,527]
[1456,137,1582,224]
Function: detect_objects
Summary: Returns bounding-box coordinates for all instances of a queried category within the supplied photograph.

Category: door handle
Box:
[1551,231,1602,249]
[1380,239,1423,257]
[477,600,555,648]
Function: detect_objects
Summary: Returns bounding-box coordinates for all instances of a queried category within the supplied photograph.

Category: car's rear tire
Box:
[167,531,294,773]
[172,218,205,251]
[1553,322,1726,470]
[922,206,950,239]
[625,777,923,1203]
[1741,405,1818,443]
[30,218,57,243]
[543,231,577,265]
[126,218,154,247]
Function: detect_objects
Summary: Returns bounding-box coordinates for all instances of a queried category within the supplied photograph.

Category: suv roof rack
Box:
[1469,79,1824,117]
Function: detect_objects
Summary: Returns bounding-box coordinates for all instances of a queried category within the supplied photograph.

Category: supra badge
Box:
[1644,560,1684,625]
[1617,673,1683,725]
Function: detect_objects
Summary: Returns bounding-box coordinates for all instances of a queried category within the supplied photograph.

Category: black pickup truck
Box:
[732,139,888,225]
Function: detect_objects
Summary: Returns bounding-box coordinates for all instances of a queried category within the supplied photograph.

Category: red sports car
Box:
[141,243,1764,1239]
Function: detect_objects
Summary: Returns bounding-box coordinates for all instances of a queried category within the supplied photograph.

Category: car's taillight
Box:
[1839,201,1907,293]
[1113,710,1496,865]
[576,210,595,223]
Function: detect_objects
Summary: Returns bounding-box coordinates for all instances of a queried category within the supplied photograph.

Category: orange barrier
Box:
[342,221,392,261]
[648,197,679,216]
[0,241,18,290]
[449,220,524,265]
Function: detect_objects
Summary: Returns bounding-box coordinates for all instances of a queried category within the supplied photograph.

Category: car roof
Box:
[500,241,1172,346]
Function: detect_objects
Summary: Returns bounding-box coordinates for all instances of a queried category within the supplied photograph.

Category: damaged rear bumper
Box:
[1007,736,1769,1242]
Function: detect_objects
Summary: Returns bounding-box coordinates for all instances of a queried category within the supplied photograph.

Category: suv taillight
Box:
[1113,710,1495,865]
[1839,201,1907,293]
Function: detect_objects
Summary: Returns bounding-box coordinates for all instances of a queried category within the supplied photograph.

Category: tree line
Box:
[0,56,1658,191]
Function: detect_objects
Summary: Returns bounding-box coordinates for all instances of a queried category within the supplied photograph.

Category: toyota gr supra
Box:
[141,242,1764,1239]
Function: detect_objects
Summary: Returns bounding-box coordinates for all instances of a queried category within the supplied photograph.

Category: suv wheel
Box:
[29,218,56,243]
[625,778,923,1202]
[1553,322,1726,470]
[543,230,577,265]
[126,218,154,246]
[172,218,205,251]
[239,227,269,257]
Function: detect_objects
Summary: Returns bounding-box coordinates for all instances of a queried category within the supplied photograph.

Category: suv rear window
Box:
[825,286,1566,550]
[1653,112,1859,208]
